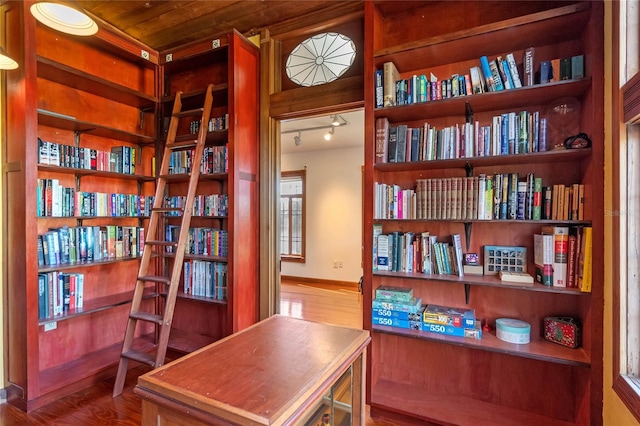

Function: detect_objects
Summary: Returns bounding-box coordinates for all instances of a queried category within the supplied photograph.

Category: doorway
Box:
[278,110,364,328]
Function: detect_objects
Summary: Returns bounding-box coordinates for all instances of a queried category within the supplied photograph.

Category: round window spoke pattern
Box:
[286,32,356,87]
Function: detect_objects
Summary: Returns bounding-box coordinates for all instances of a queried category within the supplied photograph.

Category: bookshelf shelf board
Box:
[37,109,155,145]
[374,218,592,226]
[173,130,228,145]
[38,256,142,273]
[38,215,150,220]
[157,252,228,263]
[38,287,158,326]
[37,56,158,108]
[374,148,592,172]
[373,2,590,71]
[373,79,591,123]
[37,164,155,181]
[39,334,156,396]
[167,328,218,354]
[161,84,229,104]
[371,325,590,367]
[176,293,228,305]
[161,172,228,182]
[163,215,228,221]
[370,379,576,426]
[372,270,589,296]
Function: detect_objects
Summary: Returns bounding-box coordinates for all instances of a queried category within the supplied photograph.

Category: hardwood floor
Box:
[0,281,408,425]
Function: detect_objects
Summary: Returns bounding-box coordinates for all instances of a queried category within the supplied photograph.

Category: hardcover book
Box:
[541,226,570,287]
[534,233,554,286]
[383,61,400,107]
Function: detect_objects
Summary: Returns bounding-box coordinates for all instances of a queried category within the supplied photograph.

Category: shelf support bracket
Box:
[464,222,472,251]
[464,283,470,304]
[465,101,473,124]
[139,109,145,130]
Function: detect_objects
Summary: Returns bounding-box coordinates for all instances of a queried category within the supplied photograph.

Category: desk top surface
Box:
[136,315,370,425]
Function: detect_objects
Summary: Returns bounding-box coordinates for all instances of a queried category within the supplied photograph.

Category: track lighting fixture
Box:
[281,114,349,147]
[0,47,18,70]
[31,1,98,36]
[324,127,335,141]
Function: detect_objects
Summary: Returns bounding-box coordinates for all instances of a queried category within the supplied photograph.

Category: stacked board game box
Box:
[422,304,482,339]
[372,286,423,330]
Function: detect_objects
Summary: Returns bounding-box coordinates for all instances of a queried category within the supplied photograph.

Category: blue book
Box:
[479,56,495,91]
[540,60,552,84]
[500,58,515,89]
[374,69,384,108]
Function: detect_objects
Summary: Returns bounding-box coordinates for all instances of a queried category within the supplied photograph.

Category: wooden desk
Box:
[134,315,371,425]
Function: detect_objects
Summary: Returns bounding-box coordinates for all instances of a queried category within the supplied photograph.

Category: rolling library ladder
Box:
[112,84,215,397]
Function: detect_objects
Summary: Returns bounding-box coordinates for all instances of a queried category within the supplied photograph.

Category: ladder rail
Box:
[113,84,215,397]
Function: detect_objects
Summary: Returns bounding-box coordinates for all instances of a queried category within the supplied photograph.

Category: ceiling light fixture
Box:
[0,47,18,70]
[324,127,335,141]
[30,2,98,36]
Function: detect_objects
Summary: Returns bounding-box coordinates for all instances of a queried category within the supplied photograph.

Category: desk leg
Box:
[352,349,366,425]
[141,399,159,426]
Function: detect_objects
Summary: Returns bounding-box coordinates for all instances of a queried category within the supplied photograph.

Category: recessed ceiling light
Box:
[30,2,98,36]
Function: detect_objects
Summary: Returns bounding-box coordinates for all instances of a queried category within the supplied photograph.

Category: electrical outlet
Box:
[44,321,57,332]
[333,260,339,268]
[338,260,343,268]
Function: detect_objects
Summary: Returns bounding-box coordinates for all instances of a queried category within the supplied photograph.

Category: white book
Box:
[377,234,390,271]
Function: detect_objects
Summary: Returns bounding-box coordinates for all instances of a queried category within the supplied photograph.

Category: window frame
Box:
[613,0,640,421]
[280,170,306,263]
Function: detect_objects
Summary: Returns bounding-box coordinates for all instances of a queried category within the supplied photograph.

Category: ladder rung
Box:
[151,207,184,214]
[138,275,171,285]
[174,107,204,118]
[145,240,178,247]
[130,311,164,324]
[121,349,157,367]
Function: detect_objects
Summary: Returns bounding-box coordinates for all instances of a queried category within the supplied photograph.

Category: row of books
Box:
[373,228,464,277]
[189,114,229,134]
[38,271,84,320]
[38,225,144,267]
[183,260,227,300]
[374,175,584,222]
[375,110,548,164]
[534,225,592,291]
[164,194,228,217]
[166,226,228,257]
[376,50,584,108]
[37,178,154,218]
[377,52,522,108]
[168,145,228,175]
[38,138,138,175]
[372,286,481,338]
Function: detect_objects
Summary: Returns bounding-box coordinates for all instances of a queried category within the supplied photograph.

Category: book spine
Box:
[375,69,384,108]
[505,53,523,88]
[524,47,535,86]
[375,117,389,164]
[571,54,585,79]
[479,56,495,92]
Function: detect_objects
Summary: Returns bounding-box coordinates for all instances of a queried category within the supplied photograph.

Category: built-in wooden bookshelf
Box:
[363,2,604,425]
[157,30,259,353]
[4,5,259,411]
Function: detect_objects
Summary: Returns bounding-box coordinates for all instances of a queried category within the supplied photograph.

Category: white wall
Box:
[281,146,363,282]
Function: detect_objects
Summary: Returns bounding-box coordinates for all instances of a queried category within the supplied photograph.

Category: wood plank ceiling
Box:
[77,0,353,51]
